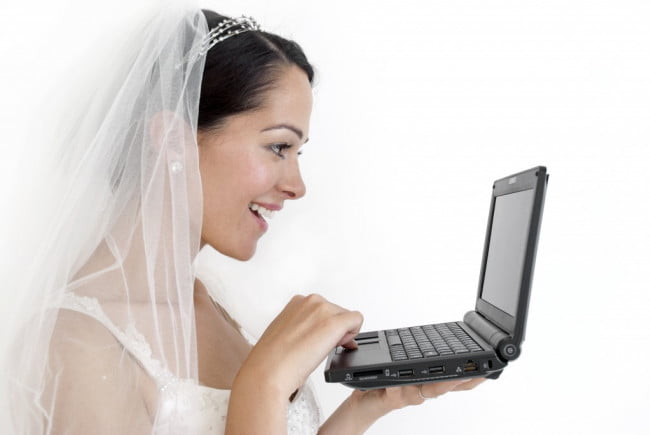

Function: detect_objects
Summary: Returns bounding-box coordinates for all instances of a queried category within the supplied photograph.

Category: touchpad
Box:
[357,342,380,351]
[336,342,380,354]
[336,341,390,364]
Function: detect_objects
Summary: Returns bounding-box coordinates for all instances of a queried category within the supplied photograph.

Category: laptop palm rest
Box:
[334,336,392,367]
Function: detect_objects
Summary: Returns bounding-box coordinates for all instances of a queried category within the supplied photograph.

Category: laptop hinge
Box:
[463,311,509,350]
[464,311,521,361]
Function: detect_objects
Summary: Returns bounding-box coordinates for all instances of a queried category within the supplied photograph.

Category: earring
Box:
[170,161,184,174]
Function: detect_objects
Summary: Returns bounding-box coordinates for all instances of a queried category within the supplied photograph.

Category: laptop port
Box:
[428,365,445,374]
[353,369,382,380]
[398,369,414,378]
[463,361,478,372]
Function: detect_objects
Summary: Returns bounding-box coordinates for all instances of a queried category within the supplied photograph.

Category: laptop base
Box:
[324,324,507,390]
[341,368,504,391]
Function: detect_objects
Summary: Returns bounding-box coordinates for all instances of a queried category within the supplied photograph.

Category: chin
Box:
[206,241,257,262]
[231,249,256,262]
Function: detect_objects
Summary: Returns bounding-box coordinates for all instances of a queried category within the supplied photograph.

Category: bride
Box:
[0,2,483,434]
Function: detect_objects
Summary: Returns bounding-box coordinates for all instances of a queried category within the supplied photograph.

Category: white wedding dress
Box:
[60,292,321,434]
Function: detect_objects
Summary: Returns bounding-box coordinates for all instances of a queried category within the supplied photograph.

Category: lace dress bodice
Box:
[61,292,321,434]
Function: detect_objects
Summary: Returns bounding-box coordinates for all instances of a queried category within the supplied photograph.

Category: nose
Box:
[279,159,306,200]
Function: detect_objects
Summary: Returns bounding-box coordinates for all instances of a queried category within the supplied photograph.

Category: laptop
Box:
[324,166,548,389]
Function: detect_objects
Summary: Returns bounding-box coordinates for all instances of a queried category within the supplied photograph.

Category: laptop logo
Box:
[508,176,517,184]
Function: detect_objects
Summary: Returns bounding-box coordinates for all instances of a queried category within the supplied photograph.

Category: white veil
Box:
[0,1,211,433]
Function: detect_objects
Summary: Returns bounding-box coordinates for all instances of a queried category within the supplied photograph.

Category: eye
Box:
[268,142,292,158]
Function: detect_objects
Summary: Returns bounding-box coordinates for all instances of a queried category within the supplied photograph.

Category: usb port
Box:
[428,366,445,374]
[398,369,413,377]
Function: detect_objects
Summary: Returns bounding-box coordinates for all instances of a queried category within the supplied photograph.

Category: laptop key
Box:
[387,321,484,361]
[407,351,423,359]
[386,335,402,346]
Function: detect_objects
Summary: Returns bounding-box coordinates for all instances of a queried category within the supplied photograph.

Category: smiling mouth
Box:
[248,203,277,220]
[249,207,263,223]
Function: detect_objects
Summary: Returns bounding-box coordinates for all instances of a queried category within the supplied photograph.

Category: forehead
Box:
[232,66,313,137]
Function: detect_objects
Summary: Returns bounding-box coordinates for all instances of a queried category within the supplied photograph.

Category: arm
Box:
[319,390,389,435]
[319,378,487,435]
[227,373,289,435]
[225,294,363,434]
[225,292,484,434]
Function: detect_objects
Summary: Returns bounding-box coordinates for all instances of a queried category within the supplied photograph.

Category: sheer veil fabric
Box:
[0,1,213,433]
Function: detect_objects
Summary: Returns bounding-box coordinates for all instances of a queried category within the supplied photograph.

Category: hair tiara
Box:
[201,16,261,54]
[180,15,261,68]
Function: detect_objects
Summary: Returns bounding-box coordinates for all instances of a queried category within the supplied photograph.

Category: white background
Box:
[4,1,650,434]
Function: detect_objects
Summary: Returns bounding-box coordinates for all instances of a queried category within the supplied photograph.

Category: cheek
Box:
[246,165,276,194]
[199,157,235,224]
[200,151,276,212]
[234,154,277,196]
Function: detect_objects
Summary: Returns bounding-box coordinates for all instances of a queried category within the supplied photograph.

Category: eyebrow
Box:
[261,123,309,143]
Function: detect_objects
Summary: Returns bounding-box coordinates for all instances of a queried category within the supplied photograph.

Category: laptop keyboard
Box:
[386,322,483,361]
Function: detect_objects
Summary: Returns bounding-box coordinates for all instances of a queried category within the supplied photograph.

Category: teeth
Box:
[249,203,276,220]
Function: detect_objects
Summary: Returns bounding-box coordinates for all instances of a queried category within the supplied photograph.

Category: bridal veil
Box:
[0,1,211,432]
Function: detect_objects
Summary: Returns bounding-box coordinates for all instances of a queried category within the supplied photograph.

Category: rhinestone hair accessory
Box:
[202,16,261,53]
[181,15,261,67]
[176,15,262,69]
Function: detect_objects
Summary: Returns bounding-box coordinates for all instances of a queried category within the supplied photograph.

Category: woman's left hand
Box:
[355,377,486,413]
[319,377,486,435]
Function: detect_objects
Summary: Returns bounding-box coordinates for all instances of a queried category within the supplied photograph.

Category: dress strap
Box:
[60,292,175,388]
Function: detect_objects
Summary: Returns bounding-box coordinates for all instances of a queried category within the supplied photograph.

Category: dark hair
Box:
[198,10,315,131]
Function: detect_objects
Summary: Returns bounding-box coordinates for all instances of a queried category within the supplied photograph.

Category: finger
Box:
[337,329,361,349]
[333,311,364,348]
[382,385,423,409]
[340,337,358,349]
[451,377,486,391]
[420,379,470,399]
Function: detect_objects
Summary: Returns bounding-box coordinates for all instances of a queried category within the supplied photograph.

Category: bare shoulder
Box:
[45,309,156,433]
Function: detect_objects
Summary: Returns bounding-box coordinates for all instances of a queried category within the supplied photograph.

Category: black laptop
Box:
[324,166,548,390]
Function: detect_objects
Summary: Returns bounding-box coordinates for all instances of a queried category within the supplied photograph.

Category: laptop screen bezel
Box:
[475,167,547,343]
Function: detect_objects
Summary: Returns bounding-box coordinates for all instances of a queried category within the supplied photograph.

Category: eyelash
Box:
[269,143,302,158]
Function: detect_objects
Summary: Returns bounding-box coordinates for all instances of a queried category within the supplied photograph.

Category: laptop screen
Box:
[480,188,535,316]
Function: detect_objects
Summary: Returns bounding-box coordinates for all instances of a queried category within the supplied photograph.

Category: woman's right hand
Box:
[235,293,363,399]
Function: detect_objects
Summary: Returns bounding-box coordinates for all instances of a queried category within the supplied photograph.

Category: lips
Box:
[249,207,269,232]
[248,202,282,232]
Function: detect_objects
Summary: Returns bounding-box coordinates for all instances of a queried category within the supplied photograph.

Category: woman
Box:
[0,3,482,434]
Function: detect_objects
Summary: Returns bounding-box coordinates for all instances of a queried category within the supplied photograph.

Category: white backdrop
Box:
[197,1,650,434]
[3,1,650,434]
